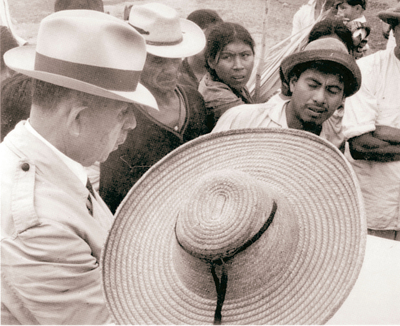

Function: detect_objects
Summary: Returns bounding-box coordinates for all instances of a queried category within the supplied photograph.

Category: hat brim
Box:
[102,128,366,324]
[378,11,400,26]
[4,46,158,110]
[280,49,362,97]
[145,18,206,58]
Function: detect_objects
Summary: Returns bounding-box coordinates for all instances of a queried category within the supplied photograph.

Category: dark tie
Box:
[86,178,95,216]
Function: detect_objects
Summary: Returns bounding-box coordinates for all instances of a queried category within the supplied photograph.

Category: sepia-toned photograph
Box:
[1,0,399,324]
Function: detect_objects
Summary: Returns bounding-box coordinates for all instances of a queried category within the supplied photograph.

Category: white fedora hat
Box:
[102,128,367,325]
[128,3,206,58]
[4,10,158,109]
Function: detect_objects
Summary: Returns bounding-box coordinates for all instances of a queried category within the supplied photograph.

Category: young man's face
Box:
[337,3,361,21]
[287,68,345,131]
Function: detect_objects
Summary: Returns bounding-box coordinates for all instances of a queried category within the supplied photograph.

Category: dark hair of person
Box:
[186,9,223,30]
[285,60,354,97]
[204,22,255,81]
[1,74,32,140]
[308,18,354,53]
[54,0,104,12]
[1,26,19,71]
[343,0,367,10]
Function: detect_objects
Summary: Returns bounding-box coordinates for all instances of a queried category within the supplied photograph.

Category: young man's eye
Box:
[308,83,318,88]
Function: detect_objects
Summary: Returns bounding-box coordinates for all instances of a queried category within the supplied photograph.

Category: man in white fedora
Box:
[100,3,212,213]
[1,9,157,324]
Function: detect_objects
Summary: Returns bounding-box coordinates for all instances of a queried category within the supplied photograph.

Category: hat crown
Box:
[36,10,146,70]
[304,36,348,53]
[176,170,275,261]
[129,3,183,44]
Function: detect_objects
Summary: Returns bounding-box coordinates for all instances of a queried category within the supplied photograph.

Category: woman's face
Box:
[208,40,254,91]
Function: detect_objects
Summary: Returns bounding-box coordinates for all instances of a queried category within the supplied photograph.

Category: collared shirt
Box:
[212,92,345,150]
[25,120,88,187]
[342,48,400,230]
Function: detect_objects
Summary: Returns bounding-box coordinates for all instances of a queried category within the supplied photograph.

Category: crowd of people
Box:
[1,0,400,324]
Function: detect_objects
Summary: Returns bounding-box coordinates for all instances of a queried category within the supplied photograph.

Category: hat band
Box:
[35,52,140,92]
[129,23,183,46]
[176,200,277,325]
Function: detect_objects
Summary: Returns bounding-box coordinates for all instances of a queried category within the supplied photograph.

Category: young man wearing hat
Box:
[100,3,213,213]
[212,36,361,152]
[342,4,400,241]
[0,10,157,324]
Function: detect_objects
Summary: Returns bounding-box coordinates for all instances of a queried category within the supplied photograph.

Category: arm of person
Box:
[348,131,400,162]
[1,222,113,325]
[373,125,400,144]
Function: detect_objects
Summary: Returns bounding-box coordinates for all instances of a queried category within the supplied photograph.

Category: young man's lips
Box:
[307,106,326,114]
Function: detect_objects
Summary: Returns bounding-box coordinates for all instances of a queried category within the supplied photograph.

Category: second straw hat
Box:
[102,128,366,325]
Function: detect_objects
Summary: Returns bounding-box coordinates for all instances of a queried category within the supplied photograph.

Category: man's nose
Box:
[313,87,327,105]
[125,109,137,130]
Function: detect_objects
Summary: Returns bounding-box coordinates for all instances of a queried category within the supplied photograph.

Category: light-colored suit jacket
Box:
[1,121,114,324]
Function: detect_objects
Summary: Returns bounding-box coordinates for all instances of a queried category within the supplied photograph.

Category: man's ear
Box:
[66,103,87,137]
[207,58,216,70]
[289,76,298,94]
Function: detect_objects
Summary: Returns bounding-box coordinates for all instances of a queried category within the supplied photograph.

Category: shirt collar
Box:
[25,120,88,187]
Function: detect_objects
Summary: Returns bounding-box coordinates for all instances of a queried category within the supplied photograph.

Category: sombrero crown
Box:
[4,10,157,109]
[102,128,366,325]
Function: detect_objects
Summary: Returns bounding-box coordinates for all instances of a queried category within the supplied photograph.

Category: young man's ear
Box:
[289,76,298,94]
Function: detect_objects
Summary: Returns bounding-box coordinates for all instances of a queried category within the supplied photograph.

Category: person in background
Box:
[177,9,223,90]
[0,26,18,82]
[212,36,361,153]
[291,0,337,35]
[342,4,400,241]
[1,74,32,141]
[54,0,104,12]
[336,0,370,59]
[1,10,157,324]
[198,22,255,124]
[381,0,400,49]
[100,3,211,213]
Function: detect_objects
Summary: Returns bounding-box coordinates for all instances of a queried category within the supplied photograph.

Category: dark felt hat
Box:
[280,37,361,97]
[378,4,400,27]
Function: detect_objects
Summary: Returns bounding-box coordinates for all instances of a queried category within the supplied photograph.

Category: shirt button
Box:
[21,163,30,171]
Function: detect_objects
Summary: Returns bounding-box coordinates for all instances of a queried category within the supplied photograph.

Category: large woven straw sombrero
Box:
[102,128,366,325]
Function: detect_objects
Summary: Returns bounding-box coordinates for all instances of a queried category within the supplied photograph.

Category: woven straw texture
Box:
[102,128,366,325]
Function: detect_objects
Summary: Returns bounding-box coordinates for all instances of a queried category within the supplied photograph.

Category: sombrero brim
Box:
[4,46,158,110]
[280,49,362,97]
[145,19,206,58]
[102,128,366,325]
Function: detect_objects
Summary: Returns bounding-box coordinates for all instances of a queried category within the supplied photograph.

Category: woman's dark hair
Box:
[285,60,354,97]
[308,18,354,53]
[204,22,255,80]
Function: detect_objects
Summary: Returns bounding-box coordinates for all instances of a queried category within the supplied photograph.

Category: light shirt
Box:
[387,29,396,50]
[342,48,400,230]
[25,120,88,187]
[213,92,345,150]
[291,0,320,36]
